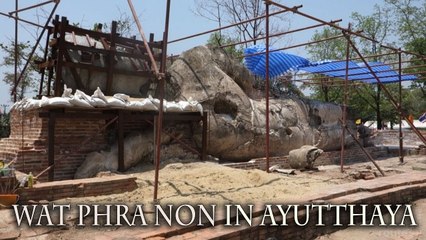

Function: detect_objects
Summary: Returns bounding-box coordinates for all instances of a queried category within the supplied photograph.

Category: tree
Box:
[304,6,402,128]
[102,9,137,38]
[350,5,392,129]
[193,0,289,47]
[0,112,10,138]
[304,26,347,103]
[385,0,426,99]
[206,32,243,58]
[0,41,38,101]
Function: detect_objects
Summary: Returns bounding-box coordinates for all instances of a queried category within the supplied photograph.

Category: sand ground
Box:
[46,155,426,239]
[1,155,425,239]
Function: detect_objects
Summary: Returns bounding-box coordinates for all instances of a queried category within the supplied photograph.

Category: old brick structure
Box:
[0,108,109,182]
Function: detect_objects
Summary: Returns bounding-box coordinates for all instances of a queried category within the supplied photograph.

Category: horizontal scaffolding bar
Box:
[168,5,302,44]
[242,33,346,59]
[268,0,425,59]
[8,0,55,15]
[220,19,342,48]
[0,11,45,28]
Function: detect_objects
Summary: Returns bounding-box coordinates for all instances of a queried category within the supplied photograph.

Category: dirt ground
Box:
[43,155,426,239]
[54,155,426,206]
[2,155,425,239]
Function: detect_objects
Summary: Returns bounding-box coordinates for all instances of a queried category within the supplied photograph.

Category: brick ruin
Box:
[0,109,108,182]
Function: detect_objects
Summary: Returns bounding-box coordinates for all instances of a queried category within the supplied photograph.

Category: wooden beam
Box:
[106,21,117,95]
[39,111,116,119]
[62,61,153,77]
[47,113,56,181]
[117,110,125,171]
[54,16,67,96]
[63,50,84,89]
[202,112,208,161]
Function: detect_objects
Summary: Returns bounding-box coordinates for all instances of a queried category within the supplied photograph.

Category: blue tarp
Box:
[244,45,417,84]
[244,45,310,79]
[299,61,417,84]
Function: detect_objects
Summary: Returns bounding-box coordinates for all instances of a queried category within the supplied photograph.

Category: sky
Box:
[0,0,390,111]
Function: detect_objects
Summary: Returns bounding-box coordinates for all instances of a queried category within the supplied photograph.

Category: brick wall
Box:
[17,175,137,203]
[0,109,109,181]
[372,129,426,147]
[223,146,392,170]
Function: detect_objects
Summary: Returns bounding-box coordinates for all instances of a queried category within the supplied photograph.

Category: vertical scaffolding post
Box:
[11,1,60,98]
[38,28,52,97]
[265,0,270,173]
[13,0,18,102]
[153,0,171,201]
[340,25,351,173]
[398,49,404,163]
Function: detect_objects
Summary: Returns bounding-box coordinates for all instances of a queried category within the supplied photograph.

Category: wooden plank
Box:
[202,112,208,161]
[106,21,117,95]
[39,111,116,119]
[62,61,153,78]
[63,50,84,89]
[117,110,125,172]
[54,16,67,96]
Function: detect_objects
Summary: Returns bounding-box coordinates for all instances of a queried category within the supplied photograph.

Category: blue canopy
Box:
[244,45,310,79]
[244,45,417,84]
[299,61,417,84]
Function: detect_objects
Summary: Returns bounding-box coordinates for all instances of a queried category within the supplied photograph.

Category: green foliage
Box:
[304,7,401,126]
[385,0,426,42]
[351,4,392,56]
[304,27,348,103]
[0,113,10,138]
[207,32,243,59]
[307,27,347,60]
[0,41,38,101]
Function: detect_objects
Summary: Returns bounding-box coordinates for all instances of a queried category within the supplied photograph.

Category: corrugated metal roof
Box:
[244,45,309,79]
[244,45,417,84]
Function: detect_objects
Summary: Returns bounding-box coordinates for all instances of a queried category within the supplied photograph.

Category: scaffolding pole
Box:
[168,5,302,44]
[13,0,18,102]
[345,36,426,145]
[340,24,351,173]
[11,1,60,99]
[9,0,56,15]
[398,49,404,163]
[153,0,171,201]
[265,0,270,173]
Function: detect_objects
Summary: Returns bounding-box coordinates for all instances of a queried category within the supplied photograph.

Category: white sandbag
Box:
[194,103,203,115]
[69,97,94,108]
[40,96,72,108]
[165,101,183,112]
[75,90,92,102]
[69,90,94,108]
[90,98,108,107]
[113,93,130,103]
[140,98,157,111]
[62,84,73,98]
[28,99,41,110]
[11,98,41,111]
[107,97,127,108]
[90,87,108,107]
[178,101,192,111]
[92,87,108,102]
[127,101,144,111]
[186,97,203,115]
[148,95,166,111]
